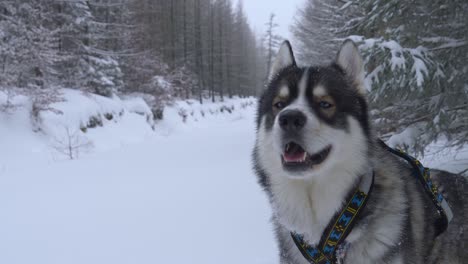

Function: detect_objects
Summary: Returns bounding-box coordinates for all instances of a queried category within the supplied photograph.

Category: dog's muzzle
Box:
[279,110,307,133]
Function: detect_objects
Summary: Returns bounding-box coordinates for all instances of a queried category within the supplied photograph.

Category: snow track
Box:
[0,103,278,264]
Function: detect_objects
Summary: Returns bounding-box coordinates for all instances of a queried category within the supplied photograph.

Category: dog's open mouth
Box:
[281,142,331,169]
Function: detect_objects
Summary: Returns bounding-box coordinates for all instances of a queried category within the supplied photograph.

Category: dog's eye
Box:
[274,101,286,109]
[319,101,333,109]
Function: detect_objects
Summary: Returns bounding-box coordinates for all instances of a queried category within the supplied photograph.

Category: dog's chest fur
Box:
[270,168,360,246]
[270,148,420,264]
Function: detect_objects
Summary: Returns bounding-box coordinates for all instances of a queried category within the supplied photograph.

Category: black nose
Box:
[279,110,307,132]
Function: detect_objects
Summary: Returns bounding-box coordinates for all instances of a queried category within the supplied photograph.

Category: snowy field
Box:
[0,89,466,264]
[0,90,277,264]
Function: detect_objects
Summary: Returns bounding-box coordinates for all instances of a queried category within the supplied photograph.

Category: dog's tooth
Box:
[302,152,307,162]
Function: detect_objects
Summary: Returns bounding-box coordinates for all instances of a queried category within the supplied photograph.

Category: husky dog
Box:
[252,40,468,264]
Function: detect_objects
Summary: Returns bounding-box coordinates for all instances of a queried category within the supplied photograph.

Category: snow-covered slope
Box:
[0,89,256,162]
[0,89,156,164]
[0,89,466,264]
[0,89,276,264]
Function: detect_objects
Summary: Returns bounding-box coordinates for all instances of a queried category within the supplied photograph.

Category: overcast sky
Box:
[239,0,305,41]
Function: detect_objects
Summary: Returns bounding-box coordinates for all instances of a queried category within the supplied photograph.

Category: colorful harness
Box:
[290,141,453,264]
[291,170,374,264]
[379,140,454,236]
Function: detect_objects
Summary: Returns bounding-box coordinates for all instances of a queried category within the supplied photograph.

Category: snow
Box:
[339,1,353,11]
[381,40,406,71]
[422,140,468,176]
[123,97,153,117]
[32,89,155,156]
[346,35,378,50]
[0,89,466,264]
[410,47,429,87]
[387,125,421,150]
[346,36,434,88]
[365,65,383,92]
[152,76,172,91]
[0,90,277,264]
[0,92,47,167]
[421,36,467,50]
[388,127,468,175]
[432,40,468,50]
[39,89,125,133]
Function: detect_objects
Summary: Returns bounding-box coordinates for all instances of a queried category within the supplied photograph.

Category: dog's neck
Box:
[270,163,366,245]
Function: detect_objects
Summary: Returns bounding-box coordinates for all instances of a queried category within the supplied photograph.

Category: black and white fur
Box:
[253,40,468,264]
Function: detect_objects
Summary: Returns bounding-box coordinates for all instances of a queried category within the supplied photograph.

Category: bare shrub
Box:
[178,108,188,123]
[52,126,93,160]
[30,89,63,131]
[0,89,20,114]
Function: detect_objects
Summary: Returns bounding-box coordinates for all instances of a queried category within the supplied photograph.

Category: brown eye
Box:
[274,101,286,109]
[319,101,333,109]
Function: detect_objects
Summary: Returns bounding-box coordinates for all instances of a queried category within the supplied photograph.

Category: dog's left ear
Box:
[336,40,366,95]
[268,41,297,82]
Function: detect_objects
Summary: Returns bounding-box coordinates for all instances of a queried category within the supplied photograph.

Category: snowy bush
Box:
[167,66,198,100]
[346,34,467,155]
[86,54,124,97]
[152,108,164,121]
[167,97,256,124]
[349,36,440,93]
[348,36,446,155]
[292,0,468,155]
[178,108,188,123]
[0,89,20,114]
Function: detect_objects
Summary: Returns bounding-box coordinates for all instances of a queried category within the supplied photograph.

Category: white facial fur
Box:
[279,85,289,98]
[255,71,369,243]
[312,85,327,97]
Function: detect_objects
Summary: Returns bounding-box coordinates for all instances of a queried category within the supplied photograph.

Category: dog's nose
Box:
[279,110,307,132]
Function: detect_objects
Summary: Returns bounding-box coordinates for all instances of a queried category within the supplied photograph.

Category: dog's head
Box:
[255,41,371,181]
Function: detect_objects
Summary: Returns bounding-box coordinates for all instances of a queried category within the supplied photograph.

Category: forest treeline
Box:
[292,0,468,153]
[0,0,267,104]
[3,0,467,153]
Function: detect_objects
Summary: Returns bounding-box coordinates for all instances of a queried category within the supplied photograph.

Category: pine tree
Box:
[292,0,468,154]
[55,0,124,96]
[1,0,264,102]
[0,1,62,89]
[291,0,360,63]
[85,0,125,96]
[353,0,468,153]
[263,13,282,79]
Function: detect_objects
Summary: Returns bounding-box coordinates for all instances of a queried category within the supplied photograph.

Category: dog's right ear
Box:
[268,41,296,81]
[336,40,366,95]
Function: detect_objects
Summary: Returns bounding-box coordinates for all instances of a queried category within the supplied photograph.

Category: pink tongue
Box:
[283,152,305,163]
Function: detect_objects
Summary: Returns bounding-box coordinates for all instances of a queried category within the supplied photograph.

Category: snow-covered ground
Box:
[0,90,277,264]
[0,89,466,264]
[422,141,468,175]
[387,125,468,175]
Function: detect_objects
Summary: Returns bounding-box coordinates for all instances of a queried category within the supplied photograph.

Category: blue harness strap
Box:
[290,140,454,264]
[291,171,374,264]
[379,140,454,236]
